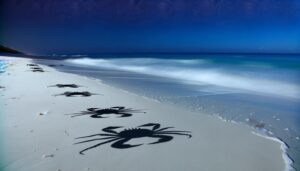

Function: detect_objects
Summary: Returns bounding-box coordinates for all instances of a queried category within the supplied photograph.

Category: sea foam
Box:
[66,58,300,99]
[252,131,295,171]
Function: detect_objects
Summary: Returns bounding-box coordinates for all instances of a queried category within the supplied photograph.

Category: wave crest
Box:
[66,58,300,99]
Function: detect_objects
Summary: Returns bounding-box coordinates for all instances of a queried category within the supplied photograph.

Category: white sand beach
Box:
[0,56,289,171]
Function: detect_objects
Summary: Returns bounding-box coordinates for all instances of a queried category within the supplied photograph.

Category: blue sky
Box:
[1,0,300,55]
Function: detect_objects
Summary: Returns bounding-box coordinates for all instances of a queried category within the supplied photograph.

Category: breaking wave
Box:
[0,60,8,73]
[66,58,300,99]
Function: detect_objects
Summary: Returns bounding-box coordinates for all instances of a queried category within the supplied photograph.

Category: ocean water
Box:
[0,60,7,73]
[0,59,7,169]
[38,54,300,170]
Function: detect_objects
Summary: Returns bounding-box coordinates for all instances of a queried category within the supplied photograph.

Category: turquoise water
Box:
[0,60,7,73]
[37,54,300,170]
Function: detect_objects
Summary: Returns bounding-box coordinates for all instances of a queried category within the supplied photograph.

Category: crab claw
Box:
[138,123,160,130]
[110,106,125,110]
[87,108,99,111]
[102,126,123,134]
[104,126,123,129]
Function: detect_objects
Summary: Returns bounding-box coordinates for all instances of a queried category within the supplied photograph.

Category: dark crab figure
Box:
[54,91,96,97]
[31,69,45,72]
[66,106,145,118]
[30,67,43,70]
[27,64,39,67]
[49,84,81,88]
[75,123,192,155]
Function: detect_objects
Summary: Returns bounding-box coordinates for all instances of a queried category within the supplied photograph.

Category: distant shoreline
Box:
[1,52,299,62]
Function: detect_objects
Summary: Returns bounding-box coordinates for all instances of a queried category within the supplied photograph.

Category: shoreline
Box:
[56,57,298,171]
[251,131,294,171]
[52,61,296,171]
[0,56,291,171]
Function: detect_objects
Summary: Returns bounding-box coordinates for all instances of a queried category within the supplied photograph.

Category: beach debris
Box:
[48,84,81,88]
[54,91,97,97]
[296,137,299,140]
[0,86,5,89]
[75,123,191,155]
[39,111,49,116]
[42,154,55,158]
[66,106,145,118]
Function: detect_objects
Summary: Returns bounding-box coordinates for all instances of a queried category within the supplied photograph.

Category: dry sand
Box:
[0,56,288,171]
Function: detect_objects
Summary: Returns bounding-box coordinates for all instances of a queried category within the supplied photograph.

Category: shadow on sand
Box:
[27,64,45,72]
[66,106,146,118]
[75,123,192,155]
[27,64,39,67]
[54,91,98,97]
[48,84,82,88]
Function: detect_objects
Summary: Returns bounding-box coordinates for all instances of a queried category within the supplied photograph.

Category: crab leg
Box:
[76,133,116,139]
[65,112,90,115]
[75,137,117,144]
[65,113,90,117]
[139,123,160,130]
[90,114,107,118]
[79,138,120,155]
[118,113,132,117]
[111,106,125,110]
[157,132,192,138]
[123,109,145,113]
[111,138,143,149]
[160,131,191,133]
[155,127,175,132]
[102,126,123,134]
[148,135,173,144]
